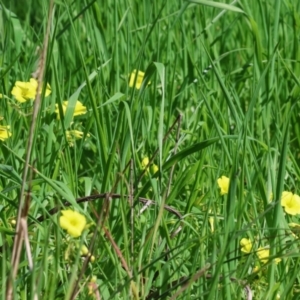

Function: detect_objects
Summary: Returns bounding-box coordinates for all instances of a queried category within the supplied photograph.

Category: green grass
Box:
[1,0,300,299]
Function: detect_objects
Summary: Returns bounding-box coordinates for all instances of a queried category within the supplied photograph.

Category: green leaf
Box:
[163,138,219,170]
[98,92,124,108]
[188,0,245,14]
[0,164,22,185]
[0,226,15,235]
[154,62,166,169]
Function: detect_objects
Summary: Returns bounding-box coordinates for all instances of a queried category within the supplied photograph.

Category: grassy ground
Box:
[1,0,300,299]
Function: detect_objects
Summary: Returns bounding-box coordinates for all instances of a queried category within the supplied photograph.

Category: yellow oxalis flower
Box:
[151,164,159,175]
[0,125,12,141]
[141,157,149,169]
[59,210,87,238]
[11,80,36,102]
[281,191,300,215]
[55,100,87,119]
[240,238,252,253]
[256,247,281,264]
[129,69,146,90]
[217,176,230,195]
[11,78,51,103]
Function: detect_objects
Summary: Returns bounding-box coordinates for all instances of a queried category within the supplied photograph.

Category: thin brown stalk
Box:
[35,194,182,224]
[6,1,53,299]
[87,281,101,300]
[102,227,139,299]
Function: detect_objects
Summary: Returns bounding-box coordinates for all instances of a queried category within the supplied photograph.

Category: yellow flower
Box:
[129,69,146,89]
[0,125,12,141]
[217,176,230,195]
[256,247,269,264]
[151,164,159,175]
[281,191,300,215]
[11,78,51,103]
[256,247,281,264]
[55,100,87,119]
[59,210,87,238]
[141,157,149,169]
[240,238,252,253]
[11,80,36,102]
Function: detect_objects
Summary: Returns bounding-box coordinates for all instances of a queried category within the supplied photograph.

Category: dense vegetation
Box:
[1,0,300,299]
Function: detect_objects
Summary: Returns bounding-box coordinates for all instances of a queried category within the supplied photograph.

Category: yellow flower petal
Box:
[151,164,159,175]
[29,78,51,96]
[256,247,281,264]
[11,82,35,102]
[29,78,38,89]
[217,176,230,195]
[240,238,252,253]
[0,125,12,141]
[55,100,87,119]
[256,247,269,264]
[129,70,147,90]
[141,157,149,169]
